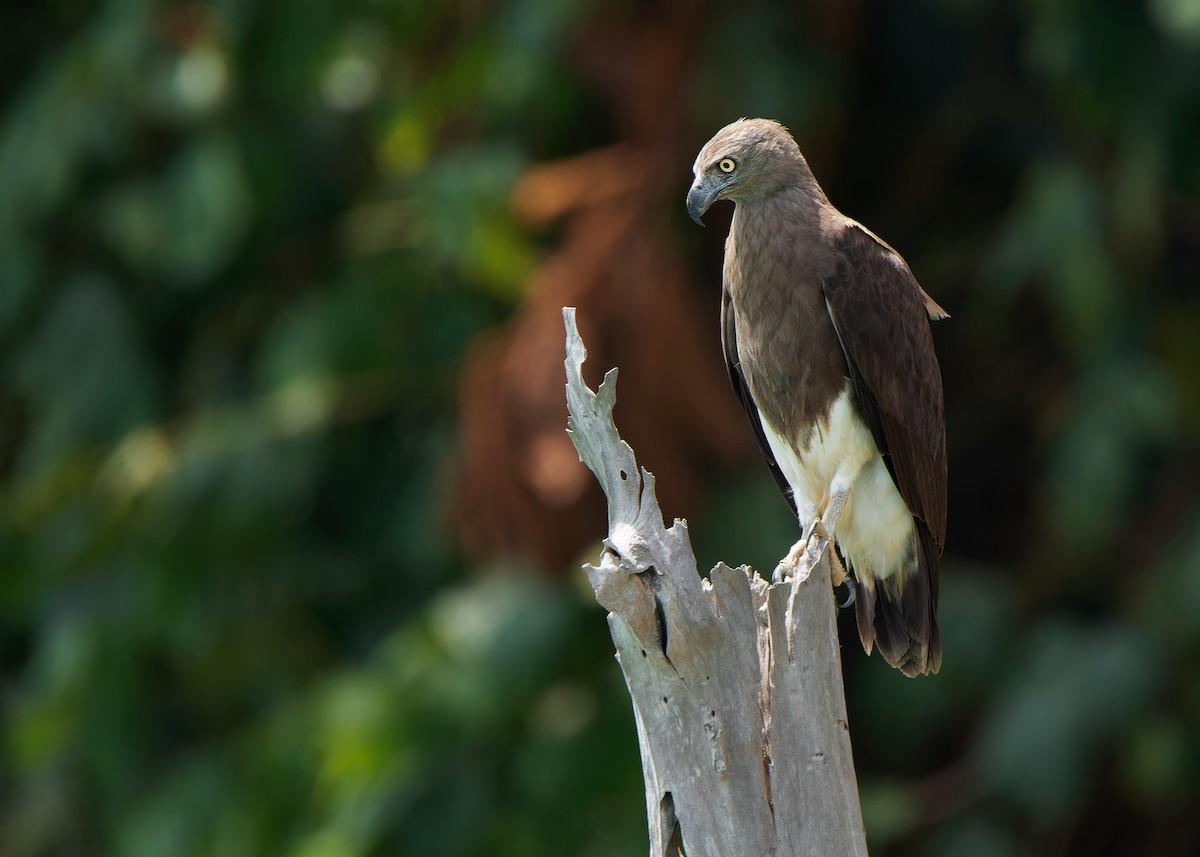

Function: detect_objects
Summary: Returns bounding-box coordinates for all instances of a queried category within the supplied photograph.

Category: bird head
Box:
[686,118,811,225]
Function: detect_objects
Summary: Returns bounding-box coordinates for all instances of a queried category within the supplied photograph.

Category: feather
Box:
[693,118,947,675]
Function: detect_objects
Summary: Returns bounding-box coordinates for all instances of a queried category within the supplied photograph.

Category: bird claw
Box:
[836,575,856,609]
[772,537,808,583]
[774,516,835,583]
[777,516,853,608]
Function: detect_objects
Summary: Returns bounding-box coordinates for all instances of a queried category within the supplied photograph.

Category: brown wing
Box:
[821,221,947,549]
[721,285,798,518]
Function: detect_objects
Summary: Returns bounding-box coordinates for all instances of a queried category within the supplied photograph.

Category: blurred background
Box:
[2,0,1200,854]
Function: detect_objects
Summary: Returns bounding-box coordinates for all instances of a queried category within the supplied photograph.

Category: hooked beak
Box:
[686,181,719,226]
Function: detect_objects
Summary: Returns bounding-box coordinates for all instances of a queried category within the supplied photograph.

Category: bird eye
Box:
[719,158,736,173]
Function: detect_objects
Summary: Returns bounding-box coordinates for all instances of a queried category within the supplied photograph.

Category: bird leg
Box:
[772,506,820,583]
[784,481,853,654]
[801,483,849,575]
[811,487,859,600]
[773,483,849,581]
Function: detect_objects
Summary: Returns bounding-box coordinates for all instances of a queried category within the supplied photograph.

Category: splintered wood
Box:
[563,307,868,857]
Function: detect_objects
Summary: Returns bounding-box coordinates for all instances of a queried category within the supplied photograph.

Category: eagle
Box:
[686,118,948,676]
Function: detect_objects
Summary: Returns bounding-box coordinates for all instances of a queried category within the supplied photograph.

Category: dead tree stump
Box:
[563,306,868,857]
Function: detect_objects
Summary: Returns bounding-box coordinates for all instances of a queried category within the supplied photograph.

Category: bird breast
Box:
[724,205,848,438]
[724,198,915,583]
[758,383,916,583]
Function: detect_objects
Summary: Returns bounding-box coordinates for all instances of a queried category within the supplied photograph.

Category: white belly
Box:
[758,383,915,582]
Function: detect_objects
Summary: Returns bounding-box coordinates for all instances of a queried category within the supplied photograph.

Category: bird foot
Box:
[802,519,831,571]
[827,545,854,607]
[773,517,834,583]
[772,537,808,584]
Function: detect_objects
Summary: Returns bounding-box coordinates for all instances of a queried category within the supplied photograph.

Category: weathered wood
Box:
[564,306,868,857]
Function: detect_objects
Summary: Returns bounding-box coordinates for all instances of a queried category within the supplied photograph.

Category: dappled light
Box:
[2,1,1199,855]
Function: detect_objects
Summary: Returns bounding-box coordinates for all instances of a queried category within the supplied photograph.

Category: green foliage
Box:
[0,1,643,854]
[2,0,1200,855]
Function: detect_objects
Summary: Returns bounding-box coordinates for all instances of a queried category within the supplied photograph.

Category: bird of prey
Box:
[686,119,948,676]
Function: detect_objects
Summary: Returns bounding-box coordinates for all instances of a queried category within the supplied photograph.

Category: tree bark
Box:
[563,306,868,857]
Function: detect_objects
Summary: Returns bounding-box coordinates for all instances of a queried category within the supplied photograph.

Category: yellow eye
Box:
[719,158,736,173]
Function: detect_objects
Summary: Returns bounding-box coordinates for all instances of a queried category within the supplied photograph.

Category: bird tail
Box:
[853,525,942,677]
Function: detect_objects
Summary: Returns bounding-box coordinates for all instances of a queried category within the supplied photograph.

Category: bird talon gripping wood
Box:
[772,538,806,583]
[688,119,949,677]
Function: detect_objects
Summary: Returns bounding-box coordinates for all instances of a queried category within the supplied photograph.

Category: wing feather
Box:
[822,222,947,549]
[721,286,797,518]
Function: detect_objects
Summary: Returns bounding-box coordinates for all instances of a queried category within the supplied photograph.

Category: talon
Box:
[837,575,856,609]
[772,537,808,583]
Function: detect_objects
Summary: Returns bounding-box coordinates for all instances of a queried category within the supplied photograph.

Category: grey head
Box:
[686,118,818,225]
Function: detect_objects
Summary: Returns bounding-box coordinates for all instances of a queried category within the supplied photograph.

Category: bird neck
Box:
[735,180,825,229]
[729,185,827,272]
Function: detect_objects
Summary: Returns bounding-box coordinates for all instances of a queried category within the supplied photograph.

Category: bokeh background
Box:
[3,0,1200,854]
